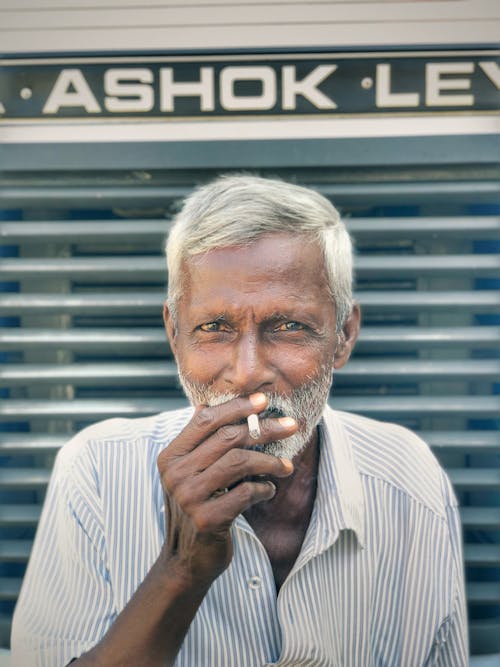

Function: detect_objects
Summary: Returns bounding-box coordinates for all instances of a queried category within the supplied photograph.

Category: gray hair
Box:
[165,174,353,331]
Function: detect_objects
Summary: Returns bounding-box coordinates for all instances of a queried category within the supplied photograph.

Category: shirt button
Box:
[248,575,262,590]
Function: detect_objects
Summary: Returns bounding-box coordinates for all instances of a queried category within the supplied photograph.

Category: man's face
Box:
[164,233,357,459]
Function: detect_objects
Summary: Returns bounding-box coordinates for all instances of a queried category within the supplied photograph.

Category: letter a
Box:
[43,69,101,114]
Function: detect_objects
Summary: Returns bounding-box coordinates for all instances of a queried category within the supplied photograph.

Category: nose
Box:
[225,332,275,395]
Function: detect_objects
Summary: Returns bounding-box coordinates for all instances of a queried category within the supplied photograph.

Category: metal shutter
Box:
[1,166,499,659]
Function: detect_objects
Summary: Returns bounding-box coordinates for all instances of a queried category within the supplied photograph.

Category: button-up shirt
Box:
[11,406,468,666]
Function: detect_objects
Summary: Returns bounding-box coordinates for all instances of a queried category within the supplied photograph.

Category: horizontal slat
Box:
[0,219,170,242]
[0,578,21,601]
[0,184,189,208]
[448,469,500,490]
[1,396,499,420]
[2,291,499,313]
[2,216,498,242]
[0,292,161,314]
[346,216,500,239]
[0,397,187,419]
[0,613,11,646]
[0,434,68,453]
[0,256,166,279]
[470,621,500,657]
[358,291,500,311]
[464,544,500,567]
[337,359,500,381]
[467,583,500,605]
[470,655,500,667]
[358,255,500,276]
[2,254,498,279]
[461,507,500,530]
[422,431,500,452]
[357,326,500,349]
[0,361,179,386]
[2,181,499,208]
[0,505,40,526]
[0,327,165,349]
[0,468,51,489]
[1,326,498,351]
[0,540,32,562]
[2,359,499,387]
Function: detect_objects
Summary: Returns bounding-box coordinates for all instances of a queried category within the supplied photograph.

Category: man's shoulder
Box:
[331,408,454,516]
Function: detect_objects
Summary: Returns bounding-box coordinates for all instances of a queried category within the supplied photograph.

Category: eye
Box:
[199,321,229,332]
[275,321,305,332]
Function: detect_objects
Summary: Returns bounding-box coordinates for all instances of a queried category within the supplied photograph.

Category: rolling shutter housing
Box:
[1,165,499,658]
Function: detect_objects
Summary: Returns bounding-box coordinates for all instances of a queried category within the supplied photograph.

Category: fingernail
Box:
[267,481,277,496]
[278,417,296,429]
[249,392,267,408]
[279,458,294,474]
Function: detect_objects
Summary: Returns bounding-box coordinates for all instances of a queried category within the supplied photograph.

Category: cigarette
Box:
[247,413,261,440]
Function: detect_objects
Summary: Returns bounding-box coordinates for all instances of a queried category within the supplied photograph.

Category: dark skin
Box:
[73,233,360,666]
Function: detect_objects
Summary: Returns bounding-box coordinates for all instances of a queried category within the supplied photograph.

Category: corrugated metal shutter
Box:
[1,167,499,659]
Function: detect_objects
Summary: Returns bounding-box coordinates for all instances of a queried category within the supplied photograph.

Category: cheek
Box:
[176,345,227,384]
[264,344,334,387]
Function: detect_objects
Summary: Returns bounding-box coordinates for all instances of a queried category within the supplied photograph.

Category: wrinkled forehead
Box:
[178,234,332,309]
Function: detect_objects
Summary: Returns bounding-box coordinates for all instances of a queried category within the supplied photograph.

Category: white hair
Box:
[165,174,353,331]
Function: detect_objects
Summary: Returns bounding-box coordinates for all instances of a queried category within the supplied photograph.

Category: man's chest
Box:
[248,516,311,592]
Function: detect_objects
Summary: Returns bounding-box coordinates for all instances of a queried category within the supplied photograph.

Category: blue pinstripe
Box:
[11,406,468,666]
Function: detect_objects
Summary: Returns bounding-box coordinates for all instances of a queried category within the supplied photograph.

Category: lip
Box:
[258,406,286,419]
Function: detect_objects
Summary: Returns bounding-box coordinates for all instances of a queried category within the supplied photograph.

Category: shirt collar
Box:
[234,405,365,560]
[313,405,365,553]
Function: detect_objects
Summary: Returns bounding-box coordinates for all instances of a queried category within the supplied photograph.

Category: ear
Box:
[333,303,361,370]
[162,301,178,358]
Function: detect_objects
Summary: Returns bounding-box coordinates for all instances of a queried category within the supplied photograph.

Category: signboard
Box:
[0,51,498,121]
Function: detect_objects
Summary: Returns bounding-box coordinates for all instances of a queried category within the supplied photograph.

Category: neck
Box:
[244,426,320,522]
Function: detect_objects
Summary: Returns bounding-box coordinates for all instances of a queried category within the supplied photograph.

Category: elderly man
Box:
[12,175,467,666]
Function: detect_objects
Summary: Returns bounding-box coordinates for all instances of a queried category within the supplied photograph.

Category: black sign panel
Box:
[1,51,498,120]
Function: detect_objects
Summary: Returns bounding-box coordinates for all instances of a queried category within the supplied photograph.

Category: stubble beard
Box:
[177,363,334,460]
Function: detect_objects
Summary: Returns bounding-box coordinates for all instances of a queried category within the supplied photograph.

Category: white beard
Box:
[177,364,333,460]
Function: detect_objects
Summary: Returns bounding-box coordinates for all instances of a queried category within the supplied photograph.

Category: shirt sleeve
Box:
[10,441,117,667]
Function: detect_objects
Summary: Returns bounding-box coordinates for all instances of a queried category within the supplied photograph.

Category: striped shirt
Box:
[11,406,468,666]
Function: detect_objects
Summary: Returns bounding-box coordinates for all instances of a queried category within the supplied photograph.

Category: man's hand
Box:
[157,392,297,587]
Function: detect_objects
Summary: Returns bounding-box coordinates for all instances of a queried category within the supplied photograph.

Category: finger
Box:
[186,450,294,504]
[190,480,278,533]
[164,393,268,458]
[190,415,298,471]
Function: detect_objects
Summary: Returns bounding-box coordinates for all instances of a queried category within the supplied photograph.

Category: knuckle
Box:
[218,424,241,444]
[235,396,250,412]
[174,485,192,512]
[258,419,276,440]
[156,449,170,472]
[226,447,247,469]
[192,406,216,430]
[236,481,254,506]
[162,465,182,493]
[192,509,212,533]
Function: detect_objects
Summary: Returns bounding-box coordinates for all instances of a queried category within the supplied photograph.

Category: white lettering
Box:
[160,67,214,112]
[376,64,419,107]
[43,69,101,114]
[104,68,154,112]
[220,66,276,110]
[426,63,474,106]
[479,61,500,90]
[282,65,337,110]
